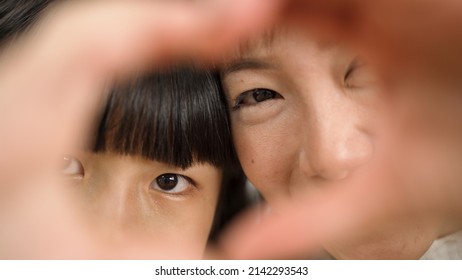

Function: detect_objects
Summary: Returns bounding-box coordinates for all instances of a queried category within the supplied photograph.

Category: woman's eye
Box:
[233,88,282,110]
[151,173,194,194]
[344,59,378,89]
[61,156,84,178]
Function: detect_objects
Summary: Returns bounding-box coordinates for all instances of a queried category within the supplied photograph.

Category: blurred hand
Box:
[1,0,462,259]
[0,0,281,259]
[282,0,462,80]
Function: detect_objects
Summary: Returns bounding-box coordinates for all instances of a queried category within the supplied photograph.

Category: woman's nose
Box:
[298,95,373,181]
[300,128,373,180]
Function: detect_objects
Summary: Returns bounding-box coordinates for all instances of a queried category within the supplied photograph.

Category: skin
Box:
[218,74,462,260]
[222,28,381,207]
[215,0,462,259]
[388,80,462,231]
[62,153,221,256]
[0,0,280,258]
[1,0,462,259]
[220,27,458,259]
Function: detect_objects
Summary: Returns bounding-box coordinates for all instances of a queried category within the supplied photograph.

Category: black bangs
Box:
[93,67,235,169]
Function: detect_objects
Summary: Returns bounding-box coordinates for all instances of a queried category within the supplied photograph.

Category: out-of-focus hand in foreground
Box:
[1,0,462,259]
[0,0,281,259]
[283,0,462,81]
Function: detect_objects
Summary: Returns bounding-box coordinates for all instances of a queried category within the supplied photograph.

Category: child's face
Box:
[62,152,221,255]
[221,28,382,206]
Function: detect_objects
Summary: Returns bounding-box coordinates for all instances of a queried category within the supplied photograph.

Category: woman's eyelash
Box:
[345,58,365,81]
[232,88,281,111]
[232,91,252,110]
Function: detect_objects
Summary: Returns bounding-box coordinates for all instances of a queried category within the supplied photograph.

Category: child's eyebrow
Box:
[221,59,275,77]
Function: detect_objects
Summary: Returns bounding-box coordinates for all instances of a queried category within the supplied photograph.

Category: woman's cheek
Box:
[232,122,295,203]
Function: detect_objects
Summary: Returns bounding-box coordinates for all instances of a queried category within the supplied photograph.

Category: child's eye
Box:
[151,173,194,194]
[233,88,282,110]
[61,156,84,178]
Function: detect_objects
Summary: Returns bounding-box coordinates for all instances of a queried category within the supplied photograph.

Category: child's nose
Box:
[90,176,140,229]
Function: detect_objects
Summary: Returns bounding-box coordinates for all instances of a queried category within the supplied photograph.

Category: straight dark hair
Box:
[93,68,236,169]
[0,0,52,44]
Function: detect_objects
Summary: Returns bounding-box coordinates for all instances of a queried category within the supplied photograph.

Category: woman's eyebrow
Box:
[222,59,275,76]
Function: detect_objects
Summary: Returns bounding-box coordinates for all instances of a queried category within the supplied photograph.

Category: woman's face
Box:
[221,28,462,253]
[221,28,382,206]
[62,152,221,255]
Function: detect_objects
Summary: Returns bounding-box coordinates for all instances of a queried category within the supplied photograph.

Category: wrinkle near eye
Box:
[344,58,379,89]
